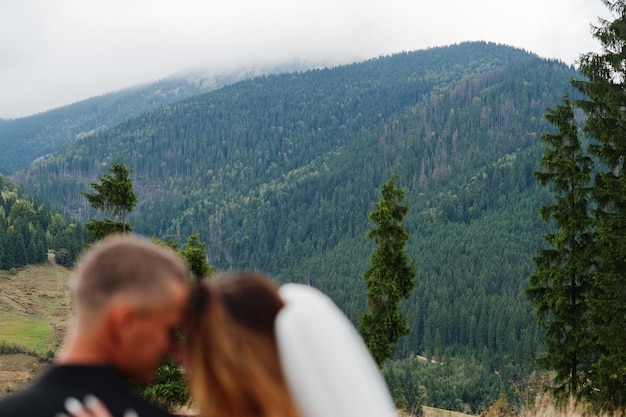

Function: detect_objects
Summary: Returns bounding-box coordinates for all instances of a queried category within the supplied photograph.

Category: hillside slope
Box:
[12,42,577,374]
[0,64,307,175]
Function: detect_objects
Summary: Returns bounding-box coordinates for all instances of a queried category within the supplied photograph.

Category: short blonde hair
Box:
[72,234,189,313]
[184,272,301,417]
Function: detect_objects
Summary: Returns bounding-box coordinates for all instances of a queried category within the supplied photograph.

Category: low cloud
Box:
[0,0,607,118]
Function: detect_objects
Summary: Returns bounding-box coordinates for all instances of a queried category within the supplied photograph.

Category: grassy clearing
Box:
[423,405,473,417]
[0,353,49,396]
[0,263,71,327]
[0,263,70,393]
[0,263,71,355]
[0,310,56,353]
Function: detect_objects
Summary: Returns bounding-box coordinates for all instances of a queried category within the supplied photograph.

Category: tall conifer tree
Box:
[527,97,594,399]
[359,174,416,366]
[571,1,626,408]
[82,160,137,240]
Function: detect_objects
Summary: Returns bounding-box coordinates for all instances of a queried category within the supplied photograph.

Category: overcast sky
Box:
[0,0,610,119]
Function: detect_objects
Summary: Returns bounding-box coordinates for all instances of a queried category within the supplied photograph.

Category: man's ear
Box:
[104,301,137,346]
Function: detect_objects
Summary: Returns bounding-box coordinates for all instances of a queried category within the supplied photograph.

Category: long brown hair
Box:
[184,272,301,417]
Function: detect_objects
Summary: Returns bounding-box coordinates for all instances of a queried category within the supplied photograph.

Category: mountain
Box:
[0,64,307,175]
[12,42,577,407]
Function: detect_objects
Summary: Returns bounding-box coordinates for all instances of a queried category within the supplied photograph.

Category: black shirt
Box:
[0,365,175,417]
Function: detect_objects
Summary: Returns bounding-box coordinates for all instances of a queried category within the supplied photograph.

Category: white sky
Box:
[0,0,610,119]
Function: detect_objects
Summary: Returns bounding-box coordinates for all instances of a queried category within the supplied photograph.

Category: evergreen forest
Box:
[0,65,298,175]
[0,175,87,269]
[6,41,582,412]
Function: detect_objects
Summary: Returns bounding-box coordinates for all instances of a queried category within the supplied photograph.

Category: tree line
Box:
[0,175,86,269]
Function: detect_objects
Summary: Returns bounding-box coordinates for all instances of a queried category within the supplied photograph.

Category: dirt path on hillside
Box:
[0,291,39,316]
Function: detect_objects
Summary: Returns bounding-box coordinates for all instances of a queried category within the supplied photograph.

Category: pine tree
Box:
[359,174,417,366]
[560,1,626,409]
[527,97,595,399]
[82,160,137,240]
[181,234,214,280]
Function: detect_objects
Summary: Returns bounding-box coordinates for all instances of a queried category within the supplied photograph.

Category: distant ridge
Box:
[0,62,312,174]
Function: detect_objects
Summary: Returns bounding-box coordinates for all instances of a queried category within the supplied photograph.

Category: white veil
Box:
[275,284,397,417]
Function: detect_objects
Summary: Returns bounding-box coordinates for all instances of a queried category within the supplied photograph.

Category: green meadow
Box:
[0,310,56,354]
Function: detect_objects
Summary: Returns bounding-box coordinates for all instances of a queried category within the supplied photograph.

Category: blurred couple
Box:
[0,234,395,417]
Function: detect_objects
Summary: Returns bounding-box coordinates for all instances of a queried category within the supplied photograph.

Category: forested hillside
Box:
[12,41,578,411]
[0,175,86,269]
[0,65,302,175]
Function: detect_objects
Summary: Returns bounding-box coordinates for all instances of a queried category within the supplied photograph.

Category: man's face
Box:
[123,280,188,385]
